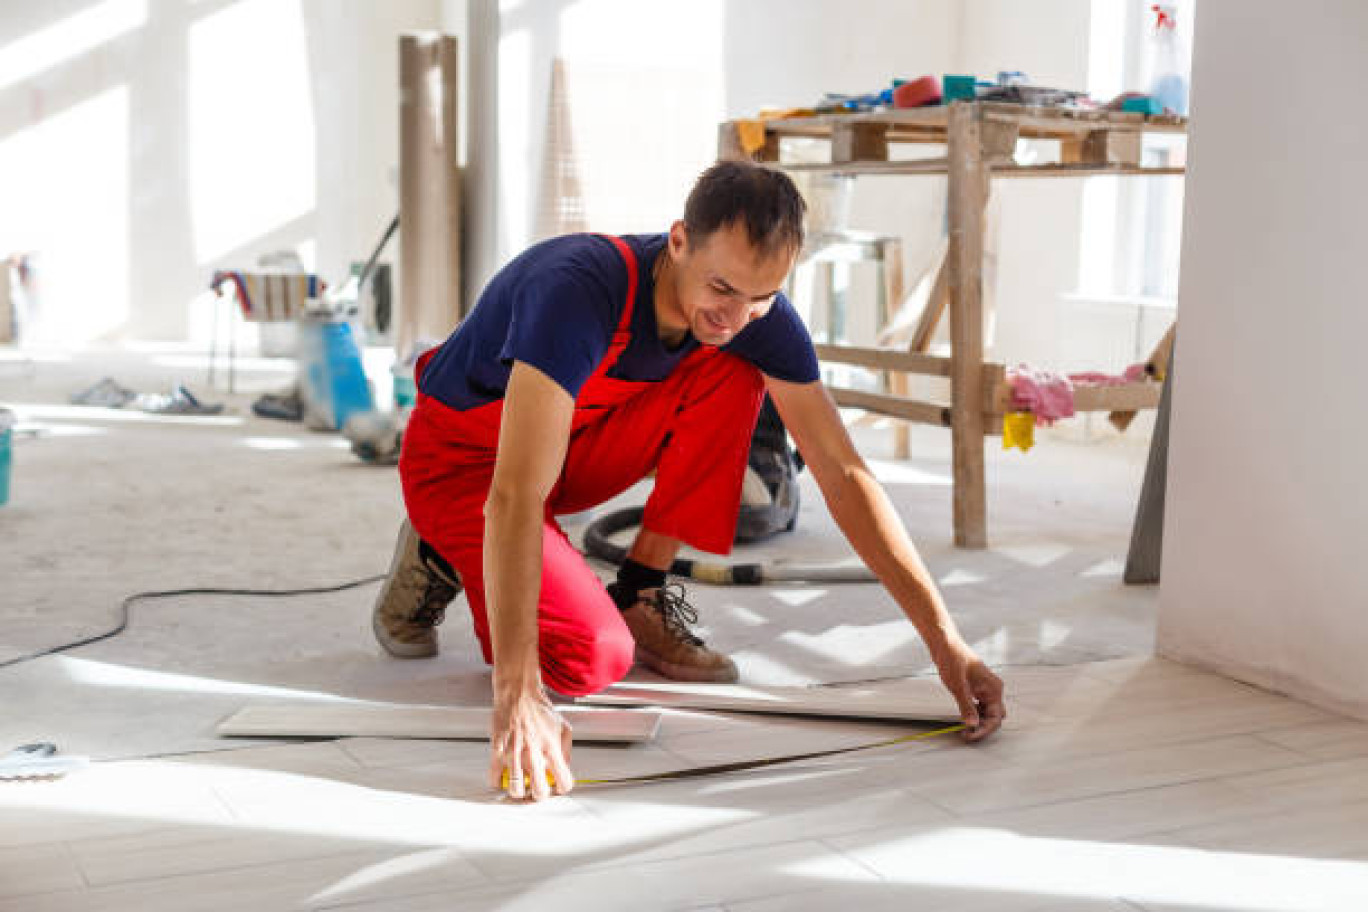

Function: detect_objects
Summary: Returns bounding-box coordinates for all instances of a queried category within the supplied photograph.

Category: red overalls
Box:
[398,237,766,697]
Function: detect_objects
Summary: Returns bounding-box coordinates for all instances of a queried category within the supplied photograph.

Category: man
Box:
[373,161,1006,801]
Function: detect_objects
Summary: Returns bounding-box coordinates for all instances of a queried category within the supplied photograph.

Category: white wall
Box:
[0,0,442,344]
[1158,1,1368,719]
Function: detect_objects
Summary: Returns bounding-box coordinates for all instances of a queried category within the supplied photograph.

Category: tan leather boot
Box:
[372,520,461,658]
[615,583,739,683]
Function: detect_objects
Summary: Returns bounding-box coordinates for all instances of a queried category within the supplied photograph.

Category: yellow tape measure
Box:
[501,723,966,792]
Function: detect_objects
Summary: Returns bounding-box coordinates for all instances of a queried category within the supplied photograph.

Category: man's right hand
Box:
[487,683,574,801]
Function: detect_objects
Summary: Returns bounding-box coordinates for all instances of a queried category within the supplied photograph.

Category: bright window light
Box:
[0,0,147,92]
[187,0,316,262]
[789,827,1368,911]
[497,28,532,259]
[0,87,130,344]
[58,657,357,701]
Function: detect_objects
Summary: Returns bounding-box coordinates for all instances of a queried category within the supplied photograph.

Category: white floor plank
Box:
[0,848,487,912]
[1254,718,1368,761]
[218,702,661,743]
[310,839,879,912]
[578,679,961,722]
[0,842,86,901]
[906,734,1309,815]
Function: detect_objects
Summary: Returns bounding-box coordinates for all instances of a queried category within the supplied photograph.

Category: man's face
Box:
[668,220,794,347]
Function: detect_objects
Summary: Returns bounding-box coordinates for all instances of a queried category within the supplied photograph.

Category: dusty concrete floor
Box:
[0,344,1158,761]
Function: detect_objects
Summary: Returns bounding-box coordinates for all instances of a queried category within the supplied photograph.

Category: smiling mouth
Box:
[704,313,729,334]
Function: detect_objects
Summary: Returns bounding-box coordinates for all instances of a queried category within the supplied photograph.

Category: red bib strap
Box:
[601,235,639,335]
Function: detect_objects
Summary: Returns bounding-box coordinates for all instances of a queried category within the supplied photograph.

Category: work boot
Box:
[610,581,739,683]
[372,519,461,658]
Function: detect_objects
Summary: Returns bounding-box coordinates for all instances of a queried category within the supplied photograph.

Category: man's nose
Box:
[723,298,751,331]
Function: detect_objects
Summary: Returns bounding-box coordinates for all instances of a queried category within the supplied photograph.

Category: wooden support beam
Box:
[947,102,990,548]
[717,121,779,162]
[909,249,950,354]
[876,237,912,459]
[814,344,952,377]
[1110,320,1177,430]
[1082,129,1142,166]
[827,387,951,427]
[831,122,889,163]
[1073,382,1162,412]
[717,121,747,161]
[398,33,463,355]
[716,121,749,162]
[981,120,1020,161]
[1147,321,1177,378]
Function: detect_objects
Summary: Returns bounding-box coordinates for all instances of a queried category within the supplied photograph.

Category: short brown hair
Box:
[683,161,806,258]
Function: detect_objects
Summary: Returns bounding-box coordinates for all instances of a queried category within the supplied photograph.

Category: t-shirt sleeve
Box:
[497,267,617,398]
[722,292,820,383]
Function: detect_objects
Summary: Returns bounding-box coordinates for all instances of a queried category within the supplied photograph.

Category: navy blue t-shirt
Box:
[418,232,820,411]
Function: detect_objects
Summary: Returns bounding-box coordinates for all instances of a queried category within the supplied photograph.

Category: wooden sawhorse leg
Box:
[947,102,990,549]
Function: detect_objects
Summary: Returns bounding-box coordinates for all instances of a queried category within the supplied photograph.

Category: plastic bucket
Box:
[0,409,14,507]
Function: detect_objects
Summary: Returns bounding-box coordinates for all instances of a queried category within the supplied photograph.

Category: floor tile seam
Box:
[0,837,86,899]
[61,822,253,858]
[1244,729,1356,762]
[64,835,425,893]
[1176,792,1368,833]
[467,832,856,889]
[914,758,1326,818]
[1023,773,1368,838]
[54,844,492,909]
[0,882,93,907]
[975,723,1328,765]
[1103,802,1368,853]
[58,836,89,886]
[971,727,1313,774]
[1023,689,1329,721]
[1010,691,1318,724]
[813,832,891,883]
[1220,751,1368,791]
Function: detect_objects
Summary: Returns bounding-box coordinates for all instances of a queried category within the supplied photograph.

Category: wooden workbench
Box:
[719,101,1187,548]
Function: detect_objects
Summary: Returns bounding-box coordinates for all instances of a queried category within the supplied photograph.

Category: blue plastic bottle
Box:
[0,408,14,507]
[1148,3,1189,115]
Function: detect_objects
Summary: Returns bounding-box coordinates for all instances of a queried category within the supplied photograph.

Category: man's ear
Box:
[668,220,689,256]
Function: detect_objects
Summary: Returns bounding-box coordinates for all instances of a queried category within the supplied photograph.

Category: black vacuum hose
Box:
[581,506,877,584]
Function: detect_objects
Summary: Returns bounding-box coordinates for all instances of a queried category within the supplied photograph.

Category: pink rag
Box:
[1007,363,1146,426]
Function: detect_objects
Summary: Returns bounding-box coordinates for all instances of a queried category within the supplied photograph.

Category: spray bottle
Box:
[1148,3,1189,115]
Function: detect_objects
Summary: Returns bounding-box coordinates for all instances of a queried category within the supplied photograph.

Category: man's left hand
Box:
[934,643,1006,743]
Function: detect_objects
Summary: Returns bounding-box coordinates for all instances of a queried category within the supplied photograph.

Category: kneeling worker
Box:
[373,161,1006,800]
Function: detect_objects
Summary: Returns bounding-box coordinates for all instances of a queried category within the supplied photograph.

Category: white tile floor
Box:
[3,657,1368,911]
[4,349,1367,910]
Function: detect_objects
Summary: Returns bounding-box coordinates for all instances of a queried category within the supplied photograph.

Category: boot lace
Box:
[408,559,457,628]
[650,583,705,647]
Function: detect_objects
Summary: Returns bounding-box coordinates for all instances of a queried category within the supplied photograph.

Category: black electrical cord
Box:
[0,575,385,671]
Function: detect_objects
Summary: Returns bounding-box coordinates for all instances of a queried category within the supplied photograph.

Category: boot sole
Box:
[634,646,739,683]
[372,610,438,659]
[371,519,441,659]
